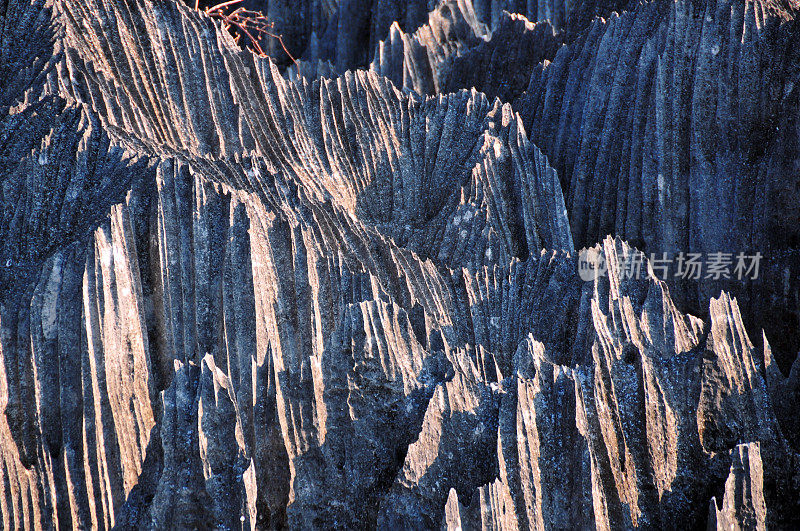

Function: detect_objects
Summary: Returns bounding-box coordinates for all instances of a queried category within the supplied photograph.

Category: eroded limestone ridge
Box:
[0,0,799,529]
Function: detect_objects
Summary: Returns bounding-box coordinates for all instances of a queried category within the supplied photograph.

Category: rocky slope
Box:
[518,0,800,369]
[1,0,799,529]
[364,0,800,369]
[191,0,629,68]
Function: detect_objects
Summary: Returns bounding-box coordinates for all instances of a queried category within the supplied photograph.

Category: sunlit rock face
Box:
[1,0,799,529]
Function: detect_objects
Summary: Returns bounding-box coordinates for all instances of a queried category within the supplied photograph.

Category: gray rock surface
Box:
[369,5,562,101]
[365,0,800,371]
[194,0,446,69]
[1,0,799,529]
[191,0,626,69]
[516,0,800,367]
[370,0,491,95]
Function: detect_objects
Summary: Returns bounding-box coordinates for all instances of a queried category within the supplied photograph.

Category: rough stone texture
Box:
[515,0,800,364]
[370,0,491,95]
[370,0,800,371]
[708,442,768,530]
[193,0,442,69]
[369,4,562,101]
[190,0,628,71]
[1,0,799,530]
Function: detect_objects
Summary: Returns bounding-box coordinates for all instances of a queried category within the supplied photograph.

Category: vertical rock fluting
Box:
[369,4,563,101]
[518,0,800,254]
[515,0,800,363]
[370,0,491,95]
[190,0,620,70]
[192,0,440,68]
[0,0,799,529]
[365,0,800,371]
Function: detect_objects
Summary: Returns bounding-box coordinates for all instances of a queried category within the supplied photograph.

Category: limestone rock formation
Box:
[370,0,491,95]
[1,0,799,529]
[370,4,563,101]
[515,0,800,365]
[366,0,800,369]
[191,0,628,69]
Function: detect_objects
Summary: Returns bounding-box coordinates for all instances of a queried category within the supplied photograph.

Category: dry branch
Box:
[199,0,297,64]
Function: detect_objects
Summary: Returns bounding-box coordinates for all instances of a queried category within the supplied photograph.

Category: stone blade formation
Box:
[1,0,800,528]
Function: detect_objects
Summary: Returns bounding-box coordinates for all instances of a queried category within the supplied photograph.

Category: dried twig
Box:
[206,0,246,14]
[199,0,297,65]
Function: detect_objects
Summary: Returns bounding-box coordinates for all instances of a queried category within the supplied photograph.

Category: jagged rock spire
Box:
[0,0,799,529]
